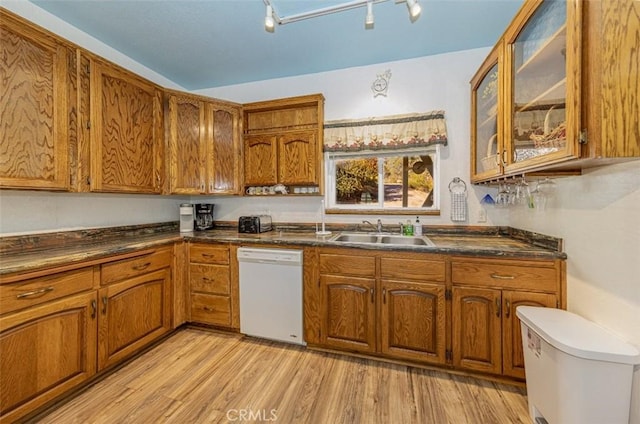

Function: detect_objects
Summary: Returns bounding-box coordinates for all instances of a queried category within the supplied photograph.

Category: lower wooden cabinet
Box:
[0,291,98,423]
[320,274,376,353]
[0,246,175,422]
[452,286,503,374]
[97,268,171,370]
[313,248,564,380]
[380,280,446,364]
[188,243,238,329]
[98,247,173,370]
[317,248,447,364]
[451,256,561,379]
[502,290,557,378]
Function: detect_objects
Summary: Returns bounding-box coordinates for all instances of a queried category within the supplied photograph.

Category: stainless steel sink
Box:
[330,233,434,247]
[380,235,432,246]
[333,233,379,243]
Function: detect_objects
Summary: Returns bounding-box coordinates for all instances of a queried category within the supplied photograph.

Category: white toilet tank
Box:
[516,306,640,424]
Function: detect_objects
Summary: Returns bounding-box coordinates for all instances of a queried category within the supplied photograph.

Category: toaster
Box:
[238,215,273,233]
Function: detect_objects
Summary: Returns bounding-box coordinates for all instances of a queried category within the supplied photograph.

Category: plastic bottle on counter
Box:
[414,216,422,236]
[404,219,414,236]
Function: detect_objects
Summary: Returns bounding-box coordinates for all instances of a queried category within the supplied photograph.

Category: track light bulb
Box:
[365,1,374,27]
[265,5,275,32]
[406,0,421,19]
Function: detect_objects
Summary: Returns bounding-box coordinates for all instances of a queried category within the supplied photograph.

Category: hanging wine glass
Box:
[514,176,531,207]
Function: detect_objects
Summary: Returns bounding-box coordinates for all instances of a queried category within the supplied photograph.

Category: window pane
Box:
[383,155,433,208]
[334,157,379,205]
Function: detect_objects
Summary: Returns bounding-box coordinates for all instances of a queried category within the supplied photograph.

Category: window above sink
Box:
[322,112,446,216]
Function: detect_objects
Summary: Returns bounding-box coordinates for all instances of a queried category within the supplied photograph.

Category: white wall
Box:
[508,160,640,421]
[0,190,188,236]
[195,48,502,228]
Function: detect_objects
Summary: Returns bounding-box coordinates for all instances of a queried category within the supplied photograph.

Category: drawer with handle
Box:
[189,245,229,265]
[451,258,558,292]
[101,247,172,286]
[0,267,97,315]
[190,264,230,295]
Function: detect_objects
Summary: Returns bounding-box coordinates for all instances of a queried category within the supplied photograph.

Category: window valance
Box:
[323,111,447,153]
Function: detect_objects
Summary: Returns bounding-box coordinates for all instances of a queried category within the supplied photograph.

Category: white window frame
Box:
[324,145,440,212]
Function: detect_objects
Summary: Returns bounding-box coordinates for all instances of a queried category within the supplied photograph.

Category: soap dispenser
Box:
[404,219,414,236]
[414,216,422,236]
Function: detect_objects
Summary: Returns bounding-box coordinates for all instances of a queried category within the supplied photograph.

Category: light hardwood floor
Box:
[38,328,531,423]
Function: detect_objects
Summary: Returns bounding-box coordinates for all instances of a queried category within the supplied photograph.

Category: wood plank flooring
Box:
[38,328,530,423]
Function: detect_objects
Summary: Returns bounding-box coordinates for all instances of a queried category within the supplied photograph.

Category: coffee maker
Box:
[194,203,215,231]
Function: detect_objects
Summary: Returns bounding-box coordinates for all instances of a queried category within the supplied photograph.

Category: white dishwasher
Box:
[237,247,305,345]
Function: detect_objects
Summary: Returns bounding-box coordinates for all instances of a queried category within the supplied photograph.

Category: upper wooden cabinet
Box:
[471,43,503,181]
[243,94,324,191]
[0,10,75,191]
[209,103,242,194]
[244,135,278,186]
[88,57,164,193]
[471,0,640,183]
[166,94,206,194]
[166,92,241,195]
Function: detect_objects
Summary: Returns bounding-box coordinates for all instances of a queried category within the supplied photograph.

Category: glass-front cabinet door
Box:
[471,43,503,182]
[504,0,581,173]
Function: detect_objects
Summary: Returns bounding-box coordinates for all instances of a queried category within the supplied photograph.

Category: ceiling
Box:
[29,0,524,90]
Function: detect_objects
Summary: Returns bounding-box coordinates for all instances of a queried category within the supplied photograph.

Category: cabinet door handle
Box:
[490,273,515,280]
[102,296,108,314]
[91,299,97,319]
[496,298,501,317]
[16,286,54,299]
[133,262,151,271]
[505,300,511,318]
[382,288,387,304]
[370,288,374,303]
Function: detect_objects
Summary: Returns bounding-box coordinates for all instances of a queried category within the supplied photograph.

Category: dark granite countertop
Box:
[0,222,566,277]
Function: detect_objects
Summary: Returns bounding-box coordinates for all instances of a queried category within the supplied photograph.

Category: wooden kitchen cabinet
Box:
[98,247,172,370]
[89,56,164,193]
[379,254,447,365]
[380,280,446,364]
[0,288,97,423]
[166,93,207,194]
[451,256,561,378]
[209,103,242,194]
[321,274,377,353]
[319,250,376,353]
[188,243,238,329]
[243,135,278,186]
[470,42,503,181]
[452,286,503,374]
[277,131,318,185]
[0,10,76,191]
[243,94,324,192]
[502,290,556,378]
[471,0,640,183]
[317,249,447,363]
[166,92,242,194]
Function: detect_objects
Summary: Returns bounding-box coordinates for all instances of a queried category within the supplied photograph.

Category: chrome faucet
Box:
[362,219,383,233]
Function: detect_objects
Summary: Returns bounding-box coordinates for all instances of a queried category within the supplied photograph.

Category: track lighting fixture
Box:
[406,0,421,19]
[365,1,374,28]
[262,0,421,33]
[265,4,275,32]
